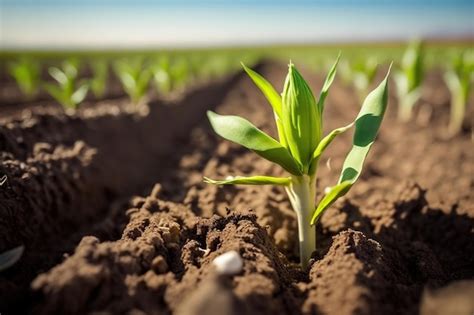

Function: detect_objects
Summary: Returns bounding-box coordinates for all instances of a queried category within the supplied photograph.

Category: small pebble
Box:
[212,250,243,275]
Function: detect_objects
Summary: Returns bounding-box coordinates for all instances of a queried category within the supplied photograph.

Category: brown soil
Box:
[0,61,473,315]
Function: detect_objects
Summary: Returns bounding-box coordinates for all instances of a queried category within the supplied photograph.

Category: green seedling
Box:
[90,59,108,99]
[0,245,24,272]
[352,57,379,102]
[152,56,172,94]
[444,51,473,135]
[170,58,191,90]
[113,58,152,105]
[394,40,424,122]
[8,58,40,99]
[204,58,390,268]
[44,59,89,110]
[200,55,235,80]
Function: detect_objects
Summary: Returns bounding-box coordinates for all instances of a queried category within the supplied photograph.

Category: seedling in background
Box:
[152,56,172,94]
[8,58,40,99]
[170,58,191,91]
[44,59,89,110]
[204,57,390,268]
[394,40,424,122]
[352,57,379,103]
[113,58,152,105]
[90,59,109,99]
[444,51,473,135]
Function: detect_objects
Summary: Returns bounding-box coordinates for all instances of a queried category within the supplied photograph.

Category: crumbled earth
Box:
[1,61,473,315]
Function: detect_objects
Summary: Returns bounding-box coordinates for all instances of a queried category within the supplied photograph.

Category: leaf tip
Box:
[385,62,394,80]
[206,110,216,119]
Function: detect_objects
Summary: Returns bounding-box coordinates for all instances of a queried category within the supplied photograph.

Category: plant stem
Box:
[285,175,316,270]
[449,93,465,136]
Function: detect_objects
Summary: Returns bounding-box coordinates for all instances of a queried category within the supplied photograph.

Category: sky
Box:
[1,0,473,49]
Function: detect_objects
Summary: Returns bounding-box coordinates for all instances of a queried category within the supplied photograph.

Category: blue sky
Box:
[1,0,473,49]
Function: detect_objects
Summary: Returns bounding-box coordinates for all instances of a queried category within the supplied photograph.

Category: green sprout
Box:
[152,56,172,95]
[113,58,152,105]
[44,59,89,110]
[90,59,109,99]
[8,58,40,99]
[204,58,390,268]
[394,40,424,122]
[169,58,191,91]
[444,51,473,135]
[352,57,379,103]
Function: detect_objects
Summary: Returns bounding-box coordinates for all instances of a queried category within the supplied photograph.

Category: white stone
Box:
[212,250,243,275]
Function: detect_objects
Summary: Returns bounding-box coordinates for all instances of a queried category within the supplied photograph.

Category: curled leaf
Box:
[311,65,391,225]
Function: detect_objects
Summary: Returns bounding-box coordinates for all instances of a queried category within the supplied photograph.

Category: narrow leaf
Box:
[71,84,89,104]
[311,181,352,224]
[317,53,341,115]
[204,175,291,186]
[49,67,68,86]
[311,65,391,225]
[339,65,390,183]
[312,122,354,162]
[207,111,302,175]
[241,63,282,117]
[0,245,24,272]
[242,63,288,146]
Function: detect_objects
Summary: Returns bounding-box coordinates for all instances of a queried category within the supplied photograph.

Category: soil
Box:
[0,61,473,315]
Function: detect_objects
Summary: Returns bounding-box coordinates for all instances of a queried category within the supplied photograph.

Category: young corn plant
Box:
[44,59,89,110]
[444,51,473,135]
[169,58,191,91]
[152,56,172,95]
[113,58,152,105]
[8,58,40,99]
[90,59,108,99]
[204,58,390,268]
[394,40,424,122]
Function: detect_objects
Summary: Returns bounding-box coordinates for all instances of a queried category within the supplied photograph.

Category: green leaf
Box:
[317,53,340,115]
[0,245,24,272]
[311,181,352,224]
[204,175,291,186]
[308,122,354,174]
[339,65,390,183]
[71,83,89,105]
[49,67,68,86]
[241,63,282,117]
[311,65,391,225]
[207,111,302,175]
[44,83,67,106]
[242,63,287,146]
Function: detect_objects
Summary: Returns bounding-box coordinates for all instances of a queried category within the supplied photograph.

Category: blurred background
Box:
[0,0,472,115]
